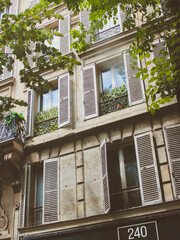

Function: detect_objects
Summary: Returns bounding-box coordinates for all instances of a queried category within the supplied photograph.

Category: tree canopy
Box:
[0,0,179,118]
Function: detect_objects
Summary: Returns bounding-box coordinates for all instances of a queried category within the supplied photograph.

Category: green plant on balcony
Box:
[100,85,129,115]
[34,107,58,136]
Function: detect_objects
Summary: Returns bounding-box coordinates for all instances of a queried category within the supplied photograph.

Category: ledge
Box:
[0,77,15,88]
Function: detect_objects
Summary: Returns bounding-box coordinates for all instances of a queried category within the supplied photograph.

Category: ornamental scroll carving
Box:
[0,178,8,232]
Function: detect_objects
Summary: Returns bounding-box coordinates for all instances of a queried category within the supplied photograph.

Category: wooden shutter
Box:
[27,42,35,68]
[10,0,18,15]
[58,73,70,127]
[43,158,59,223]
[19,166,27,227]
[2,46,13,80]
[100,140,110,213]
[124,53,145,106]
[134,132,162,205]
[30,0,38,8]
[164,124,180,199]
[26,89,34,137]
[119,5,126,32]
[80,9,90,42]
[153,41,165,59]
[83,65,98,120]
[59,16,70,55]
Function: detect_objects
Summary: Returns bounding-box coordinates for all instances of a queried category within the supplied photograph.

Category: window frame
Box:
[38,87,58,112]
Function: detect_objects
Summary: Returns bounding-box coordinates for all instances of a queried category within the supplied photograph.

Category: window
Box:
[108,144,141,211]
[101,132,162,213]
[45,26,60,51]
[39,87,58,111]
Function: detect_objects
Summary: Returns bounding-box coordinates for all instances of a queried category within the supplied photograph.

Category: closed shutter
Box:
[134,132,162,205]
[43,158,59,223]
[30,0,38,8]
[119,6,126,32]
[26,89,34,137]
[10,0,18,15]
[153,41,165,59]
[100,140,110,213]
[2,46,13,80]
[27,42,35,68]
[124,53,145,106]
[83,65,98,120]
[59,16,70,55]
[58,73,70,127]
[19,166,27,227]
[164,124,180,199]
[80,9,90,42]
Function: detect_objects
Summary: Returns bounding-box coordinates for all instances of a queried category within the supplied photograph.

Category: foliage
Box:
[100,86,129,115]
[34,107,58,136]
[4,111,25,126]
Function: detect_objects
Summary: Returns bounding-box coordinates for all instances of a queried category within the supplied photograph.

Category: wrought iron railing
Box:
[34,116,58,137]
[0,119,25,143]
[99,94,129,115]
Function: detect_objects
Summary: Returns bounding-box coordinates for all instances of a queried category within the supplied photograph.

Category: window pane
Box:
[123,145,139,188]
[101,69,112,91]
[115,63,126,87]
[36,168,43,207]
[41,92,49,111]
[52,88,58,108]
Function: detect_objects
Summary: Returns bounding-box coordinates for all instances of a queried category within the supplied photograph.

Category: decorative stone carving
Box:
[0,206,8,231]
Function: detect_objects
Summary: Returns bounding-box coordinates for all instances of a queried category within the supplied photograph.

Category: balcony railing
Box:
[99,94,129,115]
[0,119,25,143]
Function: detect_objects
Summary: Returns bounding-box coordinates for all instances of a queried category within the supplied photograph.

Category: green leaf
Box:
[135,72,141,78]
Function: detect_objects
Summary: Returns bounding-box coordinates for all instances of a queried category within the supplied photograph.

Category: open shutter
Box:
[43,158,59,223]
[58,73,70,127]
[26,89,34,137]
[2,46,14,80]
[10,0,18,15]
[134,132,162,205]
[83,65,98,120]
[59,16,70,55]
[80,9,90,42]
[100,140,110,213]
[164,124,180,199]
[19,166,27,227]
[124,53,145,106]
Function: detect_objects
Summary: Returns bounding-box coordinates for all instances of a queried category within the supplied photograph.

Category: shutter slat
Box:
[124,53,145,106]
[27,42,35,68]
[134,132,162,205]
[83,65,98,120]
[58,74,70,127]
[80,9,90,42]
[30,0,38,8]
[60,16,70,55]
[3,46,13,80]
[100,140,110,213]
[26,89,34,137]
[164,124,180,198]
[43,158,59,223]
[10,0,18,15]
[19,166,27,227]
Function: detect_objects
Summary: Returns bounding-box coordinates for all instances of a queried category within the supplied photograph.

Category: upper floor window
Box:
[39,87,58,112]
[45,26,60,51]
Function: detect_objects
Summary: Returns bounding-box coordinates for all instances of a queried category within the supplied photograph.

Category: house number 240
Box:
[128,226,147,239]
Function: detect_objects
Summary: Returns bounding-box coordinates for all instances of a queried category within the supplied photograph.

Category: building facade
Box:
[0,0,180,239]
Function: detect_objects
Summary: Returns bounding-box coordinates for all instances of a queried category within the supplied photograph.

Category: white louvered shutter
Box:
[164,124,180,199]
[58,73,70,127]
[119,6,126,32]
[19,166,27,227]
[100,140,110,213]
[26,89,34,137]
[30,0,38,8]
[59,16,70,55]
[27,42,35,68]
[10,0,18,14]
[2,46,14,80]
[153,41,166,59]
[83,65,98,120]
[124,53,145,106]
[43,158,59,223]
[134,132,162,205]
[80,9,90,42]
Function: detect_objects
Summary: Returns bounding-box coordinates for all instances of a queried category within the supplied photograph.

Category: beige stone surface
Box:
[96,132,110,144]
[157,147,168,164]
[83,135,100,149]
[76,151,83,167]
[134,119,151,135]
[77,201,85,219]
[122,124,133,139]
[30,151,40,163]
[160,165,170,182]
[163,183,174,202]
[153,117,162,130]
[110,128,121,142]
[77,184,84,201]
[60,141,75,156]
[40,148,50,161]
[50,145,60,158]
[154,130,164,146]
[77,167,84,184]
[75,139,82,152]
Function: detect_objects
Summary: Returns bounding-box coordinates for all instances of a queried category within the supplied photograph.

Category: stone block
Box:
[78,201,85,219]
[154,130,164,146]
[134,119,151,136]
[41,148,50,161]
[83,135,100,150]
[76,151,83,167]
[110,128,121,142]
[157,147,168,164]
[97,132,110,144]
[163,183,174,202]
[60,141,75,156]
[77,184,84,201]
[160,165,170,182]
[122,124,133,139]
[75,139,82,152]
[30,151,40,163]
[77,167,84,184]
[153,117,162,130]
[50,145,60,158]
